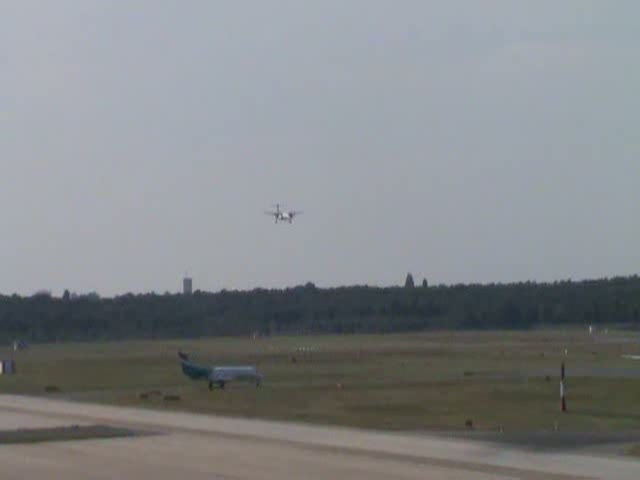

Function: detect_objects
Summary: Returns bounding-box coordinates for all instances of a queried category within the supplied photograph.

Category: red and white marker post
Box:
[560,362,567,412]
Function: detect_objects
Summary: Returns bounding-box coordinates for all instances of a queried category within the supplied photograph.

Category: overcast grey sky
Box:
[2,1,639,296]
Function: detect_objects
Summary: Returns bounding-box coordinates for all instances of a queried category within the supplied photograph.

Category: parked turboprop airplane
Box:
[178,351,263,390]
[264,204,302,224]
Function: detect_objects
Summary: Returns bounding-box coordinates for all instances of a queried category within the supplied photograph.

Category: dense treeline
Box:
[1,276,640,343]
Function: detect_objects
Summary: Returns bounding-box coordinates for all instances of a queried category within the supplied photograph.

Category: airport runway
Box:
[0,395,637,479]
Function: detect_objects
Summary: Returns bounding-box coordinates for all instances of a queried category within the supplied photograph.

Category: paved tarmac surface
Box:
[0,395,637,479]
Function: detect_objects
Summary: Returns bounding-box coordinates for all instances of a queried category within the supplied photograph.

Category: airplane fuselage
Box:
[211,366,262,382]
[180,356,263,390]
[276,213,293,222]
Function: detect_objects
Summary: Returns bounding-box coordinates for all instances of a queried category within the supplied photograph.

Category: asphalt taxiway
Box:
[0,395,637,479]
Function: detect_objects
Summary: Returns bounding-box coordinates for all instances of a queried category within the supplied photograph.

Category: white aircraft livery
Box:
[265,204,302,224]
[178,351,263,390]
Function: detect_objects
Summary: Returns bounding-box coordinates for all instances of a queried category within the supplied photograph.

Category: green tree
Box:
[405,273,415,289]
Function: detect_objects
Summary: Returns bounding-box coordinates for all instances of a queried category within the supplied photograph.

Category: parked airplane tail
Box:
[178,351,210,380]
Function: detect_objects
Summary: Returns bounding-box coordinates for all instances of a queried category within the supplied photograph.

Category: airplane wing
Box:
[264,211,278,216]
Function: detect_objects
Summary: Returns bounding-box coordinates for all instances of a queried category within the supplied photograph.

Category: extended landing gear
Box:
[208,380,225,390]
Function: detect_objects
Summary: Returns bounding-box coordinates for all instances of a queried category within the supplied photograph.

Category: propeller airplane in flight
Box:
[265,204,302,224]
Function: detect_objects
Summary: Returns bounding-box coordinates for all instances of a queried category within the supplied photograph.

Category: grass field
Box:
[1,330,639,433]
[0,425,138,445]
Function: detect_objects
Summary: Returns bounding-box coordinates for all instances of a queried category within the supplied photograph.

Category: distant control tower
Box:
[183,276,193,295]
